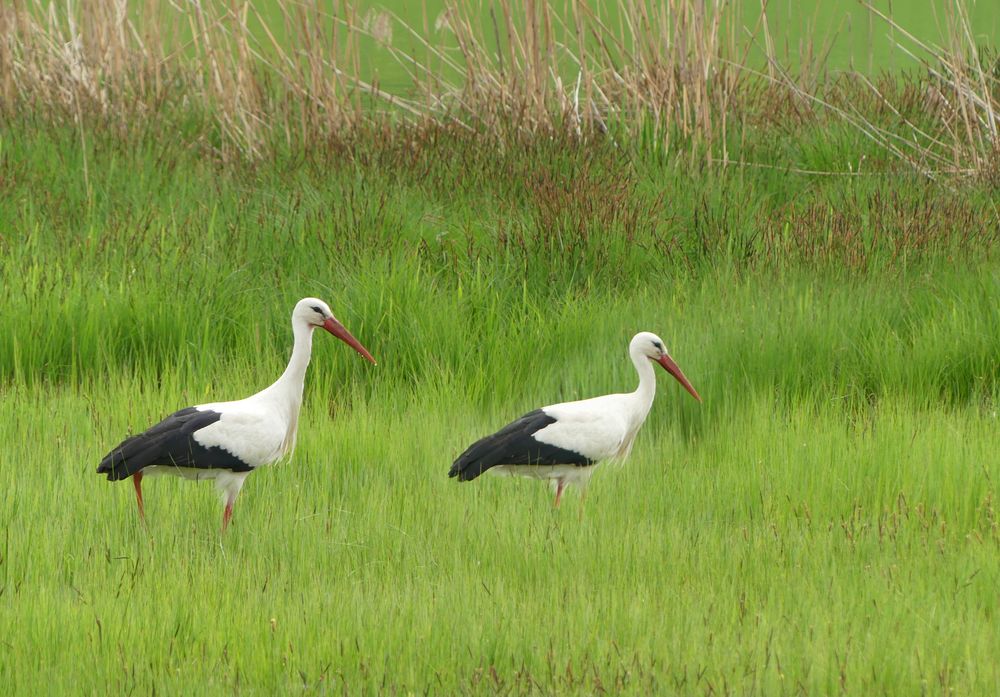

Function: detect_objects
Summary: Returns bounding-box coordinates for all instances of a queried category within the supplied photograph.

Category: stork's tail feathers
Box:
[97,434,150,481]
[448,451,491,482]
[96,458,125,480]
[448,421,526,482]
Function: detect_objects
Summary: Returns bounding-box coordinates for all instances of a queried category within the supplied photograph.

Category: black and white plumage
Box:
[96,297,376,531]
[449,332,701,506]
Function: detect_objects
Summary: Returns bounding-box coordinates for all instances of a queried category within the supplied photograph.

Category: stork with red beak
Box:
[449,332,700,505]
[97,298,376,531]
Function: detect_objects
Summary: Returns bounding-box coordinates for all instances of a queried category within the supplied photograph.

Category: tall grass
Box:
[856,0,1000,178]
[1,0,997,175]
[1,118,996,385]
[0,0,743,159]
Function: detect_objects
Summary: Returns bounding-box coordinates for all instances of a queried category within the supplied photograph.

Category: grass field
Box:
[2,0,1000,694]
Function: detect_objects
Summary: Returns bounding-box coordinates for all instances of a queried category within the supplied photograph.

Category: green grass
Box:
[2,45,1000,693]
[2,271,999,693]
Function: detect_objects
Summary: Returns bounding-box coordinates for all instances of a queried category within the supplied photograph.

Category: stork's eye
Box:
[653,341,663,351]
[310,305,323,314]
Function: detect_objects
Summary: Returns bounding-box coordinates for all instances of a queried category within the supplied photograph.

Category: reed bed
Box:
[1,0,997,176]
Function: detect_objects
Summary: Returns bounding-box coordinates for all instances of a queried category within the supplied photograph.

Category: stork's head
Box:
[294,297,377,365]
[631,332,701,402]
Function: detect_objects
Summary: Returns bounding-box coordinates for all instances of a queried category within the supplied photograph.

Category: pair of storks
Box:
[98,298,701,531]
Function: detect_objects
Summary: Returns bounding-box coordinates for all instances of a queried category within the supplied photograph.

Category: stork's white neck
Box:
[629,345,657,415]
[251,317,315,460]
[270,319,315,398]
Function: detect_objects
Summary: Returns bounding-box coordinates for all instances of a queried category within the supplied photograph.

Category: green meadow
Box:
[2,0,1000,694]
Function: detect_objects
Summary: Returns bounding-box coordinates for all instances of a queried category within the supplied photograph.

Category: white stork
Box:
[449,332,700,506]
[97,298,376,531]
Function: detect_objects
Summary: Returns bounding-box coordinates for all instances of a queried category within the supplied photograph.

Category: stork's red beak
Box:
[322,318,377,365]
[657,354,701,402]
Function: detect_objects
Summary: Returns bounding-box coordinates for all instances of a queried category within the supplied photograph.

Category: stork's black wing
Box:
[449,409,595,482]
[96,407,252,481]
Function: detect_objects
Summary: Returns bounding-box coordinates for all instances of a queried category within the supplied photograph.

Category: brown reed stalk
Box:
[0,0,994,178]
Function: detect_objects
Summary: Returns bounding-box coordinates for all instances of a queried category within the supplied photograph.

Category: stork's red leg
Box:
[220,478,246,534]
[132,471,145,521]
[554,479,566,508]
[222,501,234,533]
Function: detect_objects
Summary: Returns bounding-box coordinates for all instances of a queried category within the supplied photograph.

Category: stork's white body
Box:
[141,318,316,506]
[534,387,656,462]
[450,332,700,505]
[490,387,654,489]
[97,298,376,531]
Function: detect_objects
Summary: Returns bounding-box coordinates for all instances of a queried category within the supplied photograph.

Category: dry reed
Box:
[0,0,996,178]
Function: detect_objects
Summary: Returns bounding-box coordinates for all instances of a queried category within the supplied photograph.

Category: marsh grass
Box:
[1,267,998,693]
[1,123,998,693]
[2,1,1000,693]
[1,119,996,384]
